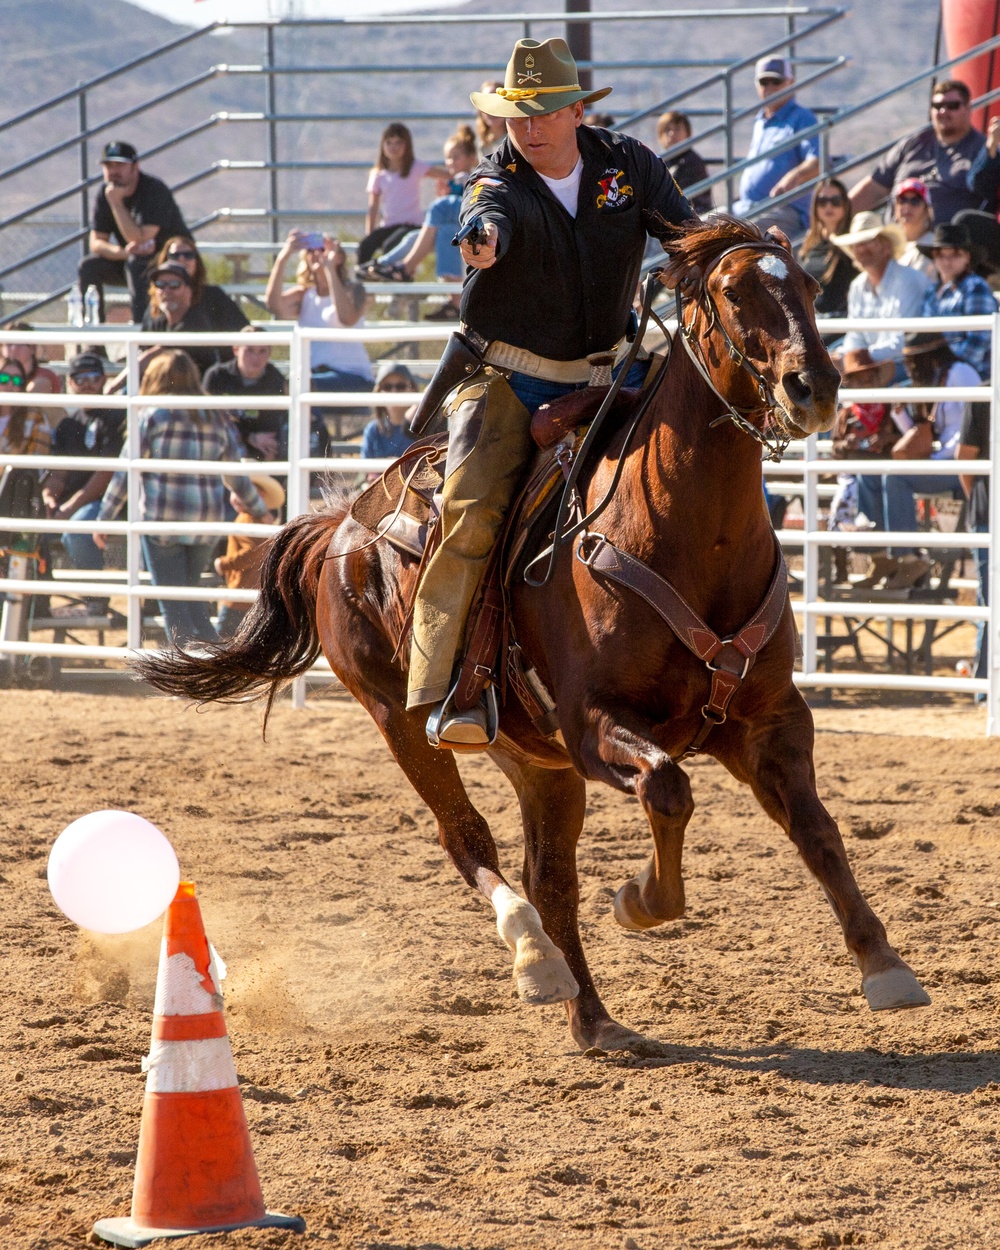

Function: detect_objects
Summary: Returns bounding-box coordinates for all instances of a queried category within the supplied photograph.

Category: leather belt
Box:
[477,337,630,384]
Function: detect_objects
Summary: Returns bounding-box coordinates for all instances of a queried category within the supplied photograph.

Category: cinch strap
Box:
[496,85,582,101]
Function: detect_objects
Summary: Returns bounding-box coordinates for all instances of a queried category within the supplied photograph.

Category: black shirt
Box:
[52,408,126,499]
[799,240,856,317]
[871,124,984,224]
[198,285,249,333]
[663,147,713,214]
[960,400,990,528]
[92,172,188,253]
[203,358,288,460]
[141,303,230,378]
[459,127,696,361]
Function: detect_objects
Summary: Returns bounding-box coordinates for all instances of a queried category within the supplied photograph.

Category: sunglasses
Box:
[379,382,411,391]
[815,194,845,207]
[168,249,197,261]
[154,279,185,291]
[896,193,926,206]
[931,99,965,112]
[0,371,24,387]
[71,371,104,383]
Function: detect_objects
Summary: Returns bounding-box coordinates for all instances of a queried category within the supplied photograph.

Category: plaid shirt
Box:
[99,407,266,543]
[921,271,996,380]
[0,411,52,456]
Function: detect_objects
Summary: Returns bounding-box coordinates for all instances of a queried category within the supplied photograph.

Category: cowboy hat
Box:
[470,38,612,119]
[830,210,906,257]
[916,221,974,258]
[840,348,895,388]
[249,473,286,512]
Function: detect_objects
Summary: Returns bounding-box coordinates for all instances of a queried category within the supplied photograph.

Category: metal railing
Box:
[0,6,848,324]
[0,316,995,733]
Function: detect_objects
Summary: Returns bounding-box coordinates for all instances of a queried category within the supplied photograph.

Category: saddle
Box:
[349,385,645,742]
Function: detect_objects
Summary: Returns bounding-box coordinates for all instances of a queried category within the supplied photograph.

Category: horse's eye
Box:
[723,288,741,305]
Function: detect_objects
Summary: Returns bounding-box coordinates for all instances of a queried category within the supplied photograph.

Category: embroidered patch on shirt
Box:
[596,167,634,210]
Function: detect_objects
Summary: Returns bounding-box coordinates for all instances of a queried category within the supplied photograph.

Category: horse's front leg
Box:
[572,705,694,930]
[717,692,931,1012]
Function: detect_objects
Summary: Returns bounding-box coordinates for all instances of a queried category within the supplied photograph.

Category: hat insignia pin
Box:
[517,52,542,86]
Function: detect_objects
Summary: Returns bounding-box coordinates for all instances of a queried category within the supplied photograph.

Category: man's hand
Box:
[988,116,1000,159]
[247,431,279,459]
[125,238,155,257]
[93,533,107,551]
[105,181,126,205]
[460,220,499,270]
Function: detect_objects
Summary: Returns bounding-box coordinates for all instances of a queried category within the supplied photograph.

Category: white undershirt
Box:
[539,156,584,218]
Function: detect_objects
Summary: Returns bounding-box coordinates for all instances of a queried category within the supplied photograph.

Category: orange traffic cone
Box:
[93,882,305,1247]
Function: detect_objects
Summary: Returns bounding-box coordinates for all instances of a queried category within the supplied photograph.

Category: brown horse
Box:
[138,217,930,1053]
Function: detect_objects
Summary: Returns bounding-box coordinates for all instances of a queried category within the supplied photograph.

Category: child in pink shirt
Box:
[358,123,447,265]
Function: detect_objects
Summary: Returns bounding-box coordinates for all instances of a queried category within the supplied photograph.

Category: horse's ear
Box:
[764,227,793,253]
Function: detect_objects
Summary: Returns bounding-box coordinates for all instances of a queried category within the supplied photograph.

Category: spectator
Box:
[584,112,616,128]
[956,392,991,683]
[203,326,288,462]
[849,80,984,224]
[657,111,712,214]
[213,473,285,640]
[829,211,930,371]
[798,177,855,316]
[0,357,51,457]
[918,222,995,380]
[732,55,819,235]
[152,236,248,334]
[78,140,188,323]
[39,353,124,607]
[474,83,506,158]
[141,261,230,378]
[360,363,419,460]
[95,350,272,645]
[365,126,481,319]
[1,323,62,398]
[358,124,448,266]
[264,232,373,456]
[892,178,937,278]
[959,114,1000,275]
[857,333,971,590]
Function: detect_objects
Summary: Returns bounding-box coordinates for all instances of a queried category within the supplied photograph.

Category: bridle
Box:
[673,240,802,463]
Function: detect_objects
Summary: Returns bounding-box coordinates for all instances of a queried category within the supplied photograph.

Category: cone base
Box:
[92,1210,306,1247]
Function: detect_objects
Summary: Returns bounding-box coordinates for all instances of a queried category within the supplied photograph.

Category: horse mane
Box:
[660,213,768,287]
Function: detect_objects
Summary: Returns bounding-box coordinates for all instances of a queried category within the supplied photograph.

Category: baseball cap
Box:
[895,177,930,204]
[152,262,194,286]
[755,55,793,83]
[69,351,106,376]
[102,140,139,164]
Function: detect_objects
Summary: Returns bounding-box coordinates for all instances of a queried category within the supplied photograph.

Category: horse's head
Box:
[663,215,840,442]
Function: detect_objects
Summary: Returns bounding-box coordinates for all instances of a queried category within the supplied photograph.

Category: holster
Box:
[409,331,484,435]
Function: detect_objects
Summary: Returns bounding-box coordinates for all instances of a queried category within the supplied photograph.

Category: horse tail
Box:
[133,504,348,725]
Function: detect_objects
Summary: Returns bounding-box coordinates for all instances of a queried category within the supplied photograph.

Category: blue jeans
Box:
[507,356,650,416]
[973,523,989,682]
[140,537,218,645]
[884,472,962,556]
[62,499,104,571]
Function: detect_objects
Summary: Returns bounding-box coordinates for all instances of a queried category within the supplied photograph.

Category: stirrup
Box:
[425,679,499,752]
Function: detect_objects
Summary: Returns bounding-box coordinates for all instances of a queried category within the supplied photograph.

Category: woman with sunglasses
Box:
[0,322,62,400]
[141,261,231,378]
[151,236,249,333]
[0,358,51,458]
[359,362,418,460]
[798,178,855,316]
[892,179,936,279]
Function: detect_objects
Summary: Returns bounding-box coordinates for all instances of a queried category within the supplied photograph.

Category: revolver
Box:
[452,215,489,255]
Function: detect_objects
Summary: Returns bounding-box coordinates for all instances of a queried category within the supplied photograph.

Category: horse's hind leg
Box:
[719,695,930,1012]
[576,709,694,930]
[491,753,644,1052]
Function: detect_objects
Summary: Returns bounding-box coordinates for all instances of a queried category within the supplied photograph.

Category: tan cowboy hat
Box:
[830,210,906,258]
[840,348,895,388]
[250,473,286,512]
[470,38,612,118]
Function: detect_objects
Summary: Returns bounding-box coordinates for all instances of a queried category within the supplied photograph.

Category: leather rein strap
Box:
[577,532,789,759]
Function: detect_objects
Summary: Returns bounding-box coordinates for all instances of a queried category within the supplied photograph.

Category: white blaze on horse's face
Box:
[758,253,789,281]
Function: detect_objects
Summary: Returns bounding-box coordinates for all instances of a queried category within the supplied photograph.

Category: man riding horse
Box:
[408,37,699,749]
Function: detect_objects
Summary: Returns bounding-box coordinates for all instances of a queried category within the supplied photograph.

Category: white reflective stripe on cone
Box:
[153,948,223,1017]
[142,1037,239,1093]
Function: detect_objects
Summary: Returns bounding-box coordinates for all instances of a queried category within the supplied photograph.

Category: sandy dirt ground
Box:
[2,687,999,1250]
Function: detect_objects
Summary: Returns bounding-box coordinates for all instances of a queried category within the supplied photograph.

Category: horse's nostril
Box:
[782,371,813,406]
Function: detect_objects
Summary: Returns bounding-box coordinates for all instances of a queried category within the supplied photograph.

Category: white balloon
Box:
[48,811,180,934]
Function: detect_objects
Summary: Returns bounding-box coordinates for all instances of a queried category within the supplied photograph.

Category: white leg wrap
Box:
[490,884,579,1005]
[492,883,542,951]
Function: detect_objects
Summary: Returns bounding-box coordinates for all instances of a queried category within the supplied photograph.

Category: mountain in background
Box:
[0,0,943,297]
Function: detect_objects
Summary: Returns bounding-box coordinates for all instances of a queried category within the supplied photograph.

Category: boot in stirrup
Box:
[425,679,499,752]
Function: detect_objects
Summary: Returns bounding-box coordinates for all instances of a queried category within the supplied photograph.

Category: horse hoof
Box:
[514,954,579,1005]
[862,967,931,1011]
[613,881,658,931]
[578,1019,660,1056]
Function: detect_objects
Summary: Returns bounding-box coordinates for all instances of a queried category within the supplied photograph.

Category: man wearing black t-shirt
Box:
[78,140,188,323]
[204,330,289,460]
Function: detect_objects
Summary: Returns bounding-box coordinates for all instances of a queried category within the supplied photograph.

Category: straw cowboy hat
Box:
[830,210,906,257]
[840,347,895,388]
[249,473,285,512]
[470,38,612,118]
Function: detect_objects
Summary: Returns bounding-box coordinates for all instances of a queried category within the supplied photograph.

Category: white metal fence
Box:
[0,317,995,735]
